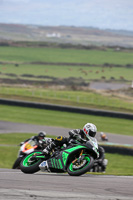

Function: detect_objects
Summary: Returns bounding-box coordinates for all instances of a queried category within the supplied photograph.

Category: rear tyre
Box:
[20,152,44,174]
[67,156,94,176]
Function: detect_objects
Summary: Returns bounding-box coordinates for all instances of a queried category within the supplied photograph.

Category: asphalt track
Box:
[0,120,133,145]
[0,168,133,200]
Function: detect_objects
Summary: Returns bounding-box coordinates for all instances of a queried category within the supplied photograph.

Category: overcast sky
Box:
[0,0,133,31]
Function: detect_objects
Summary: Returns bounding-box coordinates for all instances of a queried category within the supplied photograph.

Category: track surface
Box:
[0,120,133,145]
[0,168,133,200]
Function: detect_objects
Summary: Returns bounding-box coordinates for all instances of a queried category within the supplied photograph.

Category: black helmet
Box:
[38,131,46,138]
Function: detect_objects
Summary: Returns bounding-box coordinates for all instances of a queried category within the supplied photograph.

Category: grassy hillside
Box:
[1,24,133,47]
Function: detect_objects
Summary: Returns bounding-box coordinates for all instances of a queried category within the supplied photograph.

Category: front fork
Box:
[72,150,84,164]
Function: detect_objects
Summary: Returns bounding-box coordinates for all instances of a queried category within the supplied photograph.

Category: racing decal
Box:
[50,158,63,169]
[25,143,32,149]
[23,142,37,152]
[62,152,69,166]
[65,145,85,153]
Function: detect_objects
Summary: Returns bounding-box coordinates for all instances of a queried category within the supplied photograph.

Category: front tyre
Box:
[67,156,94,176]
[12,157,22,169]
[20,152,44,174]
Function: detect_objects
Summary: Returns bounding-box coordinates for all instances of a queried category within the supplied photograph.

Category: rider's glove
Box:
[38,140,44,148]
[69,132,84,143]
[63,144,67,148]
[43,148,49,155]
[20,142,24,146]
[69,130,78,139]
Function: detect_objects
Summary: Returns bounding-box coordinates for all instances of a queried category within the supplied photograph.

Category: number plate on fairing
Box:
[39,161,47,171]
[40,161,47,167]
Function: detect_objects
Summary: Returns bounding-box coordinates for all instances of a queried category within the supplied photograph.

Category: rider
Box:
[42,123,97,154]
[20,131,50,149]
[42,123,107,172]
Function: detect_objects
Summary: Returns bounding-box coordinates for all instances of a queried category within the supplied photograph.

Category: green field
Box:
[0,64,133,81]
[0,46,133,82]
[0,133,132,175]
[0,46,133,65]
[0,46,133,83]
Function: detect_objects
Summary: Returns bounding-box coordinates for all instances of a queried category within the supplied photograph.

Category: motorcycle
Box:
[20,137,99,176]
[12,139,45,169]
[89,158,108,173]
[100,132,108,141]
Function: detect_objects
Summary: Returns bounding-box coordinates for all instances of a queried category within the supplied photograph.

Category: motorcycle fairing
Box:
[21,140,38,154]
[46,145,87,172]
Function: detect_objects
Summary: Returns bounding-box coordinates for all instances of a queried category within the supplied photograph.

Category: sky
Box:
[0,0,133,31]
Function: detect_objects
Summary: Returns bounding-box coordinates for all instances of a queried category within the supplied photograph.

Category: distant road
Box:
[89,81,129,90]
[0,120,133,146]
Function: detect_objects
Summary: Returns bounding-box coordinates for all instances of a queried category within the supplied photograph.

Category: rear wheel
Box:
[20,152,44,174]
[67,156,94,176]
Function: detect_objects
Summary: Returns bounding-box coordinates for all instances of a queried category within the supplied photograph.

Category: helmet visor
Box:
[89,130,96,137]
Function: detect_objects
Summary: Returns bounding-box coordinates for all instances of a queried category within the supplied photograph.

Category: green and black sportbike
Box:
[20,138,99,176]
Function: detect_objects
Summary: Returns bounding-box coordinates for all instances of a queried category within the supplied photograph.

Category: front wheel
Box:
[20,151,44,174]
[67,156,94,176]
[12,157,22,169]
